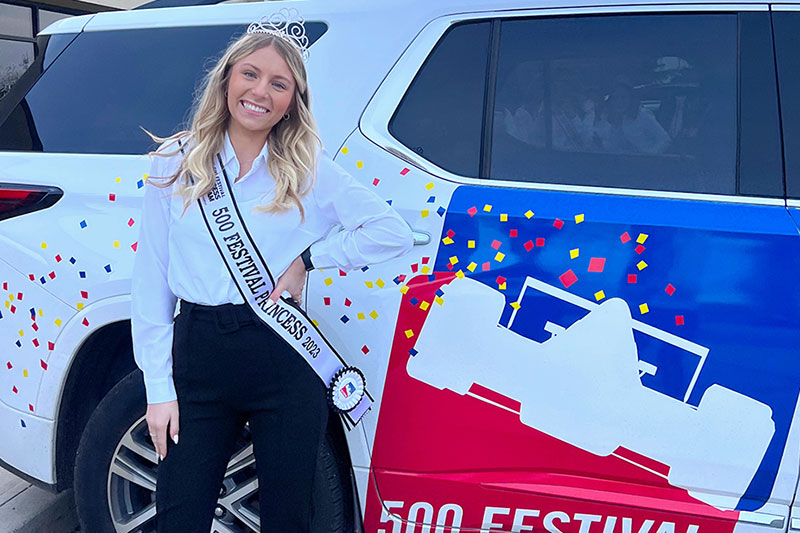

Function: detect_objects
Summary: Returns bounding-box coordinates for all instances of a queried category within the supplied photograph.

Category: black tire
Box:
[73,369,353,532]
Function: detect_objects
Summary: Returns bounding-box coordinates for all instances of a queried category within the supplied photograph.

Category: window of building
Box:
[0,3,33,38]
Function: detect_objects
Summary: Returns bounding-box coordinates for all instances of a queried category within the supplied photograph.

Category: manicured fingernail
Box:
[159,454,164,461]
[173,434,179,445]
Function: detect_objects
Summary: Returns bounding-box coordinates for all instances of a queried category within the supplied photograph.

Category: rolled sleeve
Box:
[131,151,178,404]
[309,151,413,271]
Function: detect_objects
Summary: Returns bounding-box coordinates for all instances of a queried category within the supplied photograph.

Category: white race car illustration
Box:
[407,276,774,510]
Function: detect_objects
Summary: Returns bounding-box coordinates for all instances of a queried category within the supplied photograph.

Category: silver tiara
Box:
[246,8,310,63]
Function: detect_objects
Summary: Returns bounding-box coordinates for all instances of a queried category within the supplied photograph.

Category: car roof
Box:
[41,0,800,35]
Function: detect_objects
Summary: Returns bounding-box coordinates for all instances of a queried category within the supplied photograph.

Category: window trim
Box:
[360,3,784,206]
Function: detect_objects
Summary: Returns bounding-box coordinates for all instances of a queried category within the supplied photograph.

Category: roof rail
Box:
[134,0,227,10]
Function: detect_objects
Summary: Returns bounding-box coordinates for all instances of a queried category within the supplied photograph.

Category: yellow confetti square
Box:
[575,214,585,224]
[434,296,444,306]
[357,313,365,320]
[324,278,333,286]
[341,146,349,154]
[41,242,47,249]
[468,240,475,248]
[421,266,430,274]
[400,285,409,294]
[356,160,364,169]
[510,302,521,310]
[525,210,534,219]
[369,310,379,319]
[312,319,319,326]
[143,173,149,180]
[420,301,430,311]
[18,330,23,337]
[55,318,62,327]
[425,182,435,191]
[499,282,507,290]
[404,329,414,338]
[115,177,121,183]
[637,233,649,244]
[8,294,13,301]
[639,303,650,314]
[113,240,120,248]
[570,249,580,259]
[467,262,477,272]
[76,303,84,310]
[23,369,28,377]
[421,210,429,218]
[365,281,374,288]
[455,270,465,279]
[483,204,492,212]
[500,214,508,222]
[637,261,648,271]
[442,237,454,245]
[449,256,458,265]
[495,252,505,262]
[595,290,606,301]
[376,279,385,288]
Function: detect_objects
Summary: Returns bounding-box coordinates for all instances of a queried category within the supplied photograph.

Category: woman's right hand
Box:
[146,400,180,461]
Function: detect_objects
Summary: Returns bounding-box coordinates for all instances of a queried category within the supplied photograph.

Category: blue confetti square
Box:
[393,276,402,285]
[435,288,444,297]
[79,220,87,229]
[0,311,3,319]
[437,206,446,217]
[69,257,76,264]
[137,179,144,189]
[386,199,393,205]
[409,348,418,356]
[29,308,35,318]
[340,315,350,324]
[104,264,112,273]
[79,271,86,279]
[20,420,26,428]
[39,276,46,284]
[360,266,369,272]
[16,340,21,347]
[427,196,435,203]
[409,297,419,306]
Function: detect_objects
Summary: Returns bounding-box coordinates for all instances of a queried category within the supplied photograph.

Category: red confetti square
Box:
[588,257,606,273]
[361,345,369,354]
[81,317,89,327]
[446,263,454,270]
[80,290,88,299]
[628,274,638,284]
[675,315,685,326]
[467,206,478,217]
[397,274,406,282]
[7,362,12,369]
[411,263,418,273]
[553,219,564,229]
[9,305,15,314]
[344,298,352,307]
[48,271,56,279]
[496,276,506,285]
[491,240,502,250]
[372,178,380,186]
[28,404,33,412]
[665,284,676,296]
[32,338,39,347]
[32,323,38,332]
[559,269,578,288]
[2,282,6,290]
[108,193,116,202]
[12,386,17,393]
[446,229,455,238]
[46,342,53,352]
[55,254,62,262]
[128,218,135,227]
[131,242,138,252]
[41,359,49,369]
[482,262,491,271]
[17,292,22,301]
[421,257,430,264]
[536,238,545,247]
[339,269,347,277]
[523,240,534,252]
[323,297,331,306]
[509,229,518,238]
[635,244,646,254]
[400,167,410,176]
[28,274,34,281]
[620,232,631,243]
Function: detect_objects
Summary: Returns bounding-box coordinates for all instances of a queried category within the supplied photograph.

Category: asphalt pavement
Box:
[0,468,79,533]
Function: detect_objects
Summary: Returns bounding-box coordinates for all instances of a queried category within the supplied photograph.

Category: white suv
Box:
[1,1,800,532]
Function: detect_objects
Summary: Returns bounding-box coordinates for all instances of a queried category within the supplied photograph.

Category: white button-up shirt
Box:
[131,132,413,404]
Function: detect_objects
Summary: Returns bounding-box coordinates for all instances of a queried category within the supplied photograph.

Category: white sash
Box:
[184,145,372,428]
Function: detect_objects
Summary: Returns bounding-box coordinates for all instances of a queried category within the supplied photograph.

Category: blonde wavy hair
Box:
[145,32,322,219]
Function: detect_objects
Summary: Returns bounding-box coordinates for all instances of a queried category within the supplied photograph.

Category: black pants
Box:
[156,300,329,532]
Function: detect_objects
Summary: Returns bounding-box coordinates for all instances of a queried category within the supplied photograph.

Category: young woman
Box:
[131,14,413,531]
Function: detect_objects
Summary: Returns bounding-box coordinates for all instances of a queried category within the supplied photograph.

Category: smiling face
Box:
[226,44,297,142]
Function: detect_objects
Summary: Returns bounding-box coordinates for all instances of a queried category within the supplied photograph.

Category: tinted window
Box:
[0,23,327,154]
[389,21,490,178]
[774,12,800,199]
[490,14,737,195]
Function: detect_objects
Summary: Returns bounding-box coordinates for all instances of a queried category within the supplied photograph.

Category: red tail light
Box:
[0,184,63,221]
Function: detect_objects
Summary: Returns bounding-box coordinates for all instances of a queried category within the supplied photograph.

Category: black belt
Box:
[179,299,260,334]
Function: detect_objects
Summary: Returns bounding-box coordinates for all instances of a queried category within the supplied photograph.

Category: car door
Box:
[320,6,800,533]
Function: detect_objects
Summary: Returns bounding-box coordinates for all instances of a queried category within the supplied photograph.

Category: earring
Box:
[283,112,291,120]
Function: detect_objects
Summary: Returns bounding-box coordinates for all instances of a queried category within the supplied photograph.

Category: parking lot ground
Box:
[0,468,79,533]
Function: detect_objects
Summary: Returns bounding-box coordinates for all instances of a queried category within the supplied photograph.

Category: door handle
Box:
[412,230,430,246]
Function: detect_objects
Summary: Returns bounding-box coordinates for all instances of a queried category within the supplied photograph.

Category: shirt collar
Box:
[220,130,270,179]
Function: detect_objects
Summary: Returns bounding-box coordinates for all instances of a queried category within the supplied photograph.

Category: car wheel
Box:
[73,369,354,532]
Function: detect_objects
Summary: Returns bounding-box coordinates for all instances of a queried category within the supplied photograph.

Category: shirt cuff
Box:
[309,239,335,270]
[144,375,177,404]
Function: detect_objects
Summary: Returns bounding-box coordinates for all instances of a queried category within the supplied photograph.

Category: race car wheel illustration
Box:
[74,369,354,532]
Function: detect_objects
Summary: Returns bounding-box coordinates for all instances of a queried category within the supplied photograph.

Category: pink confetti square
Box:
[80,290,88,299]
[446,263,453,270]
[372,178,380,186]
[128,218,135,227]
[482,262,491,271]
[344,298,352,307]
[665,284,676,296]
[130,242,138,252]
[31,323,38,332]
[675,315,685,326]
[628,274,637,284]
[559,269,578,288]
[620,232,631,243]
[635,244,646,254]
[496,276,506,285]
[361,345,369,354]
[422,257,430,264]
[400,168,410,176]
[55,254,62,262]
[536,238,545,247]
[588,258,606,273]
[28,404,33,412]
[491,240,502,250]
[108,193,116,202]
[48,271,56,280]
[467,206,478,217]
[81,317,89,327]
[446,229,455,238]
[411,263,418,273]
[509,229,518,238]
[46,343,54,352]
[553,219,564,229]
[32,338,39,347]
[323,297,331,306]
[41,358,49,368]
[397,274,406,282]
[523,240,534,252]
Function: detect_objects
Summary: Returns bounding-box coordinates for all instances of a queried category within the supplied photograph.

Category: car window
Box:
[0,23,327,154]
[774,11,800,199]
[490,14,738,195]
[388,21,491,178]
